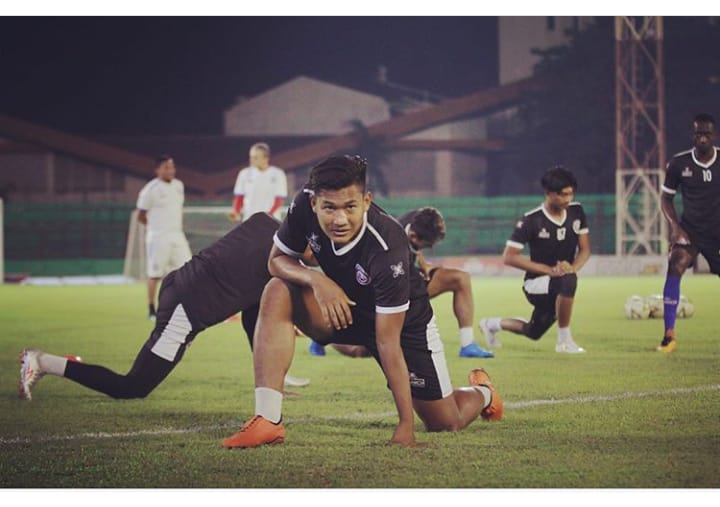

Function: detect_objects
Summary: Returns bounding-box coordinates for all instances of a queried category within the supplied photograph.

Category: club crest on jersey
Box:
[390,261,405,278]
[538,228,550,239]
[307,233,321,253]
[572,219,581,233]
[355,263,371,285]
[557,228,566,241]
[682,167,693,177]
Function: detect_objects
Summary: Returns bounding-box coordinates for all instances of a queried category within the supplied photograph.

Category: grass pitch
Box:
[1,275,718,489]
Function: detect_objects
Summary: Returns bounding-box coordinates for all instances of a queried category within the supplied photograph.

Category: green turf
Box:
[1,276,718,488]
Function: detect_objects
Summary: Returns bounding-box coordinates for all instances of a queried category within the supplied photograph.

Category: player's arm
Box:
[415,250,433,280]
[375,311,416,447]
[660,192,690,245]
[268,245,355,330]
[137,209,148,225]
[569,233,591,273]
[502,244,562,277]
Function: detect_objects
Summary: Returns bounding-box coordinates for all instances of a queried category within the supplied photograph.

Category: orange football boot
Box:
[468,368,504,421]
[222,415,286,448]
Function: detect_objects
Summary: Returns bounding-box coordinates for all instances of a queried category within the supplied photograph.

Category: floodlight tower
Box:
[615,16,666,255]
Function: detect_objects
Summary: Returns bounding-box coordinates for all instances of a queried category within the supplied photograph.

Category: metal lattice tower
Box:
[615,16,666,255]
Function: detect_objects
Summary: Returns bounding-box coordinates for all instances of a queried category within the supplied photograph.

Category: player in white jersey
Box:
[136,156,192,320]
[229,143,288,222]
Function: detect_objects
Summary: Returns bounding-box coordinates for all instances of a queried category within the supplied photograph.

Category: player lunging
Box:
[221,155,503,449]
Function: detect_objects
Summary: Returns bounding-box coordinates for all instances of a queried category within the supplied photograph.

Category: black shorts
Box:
[521,274,578,340]
[327,313,453,401]
[146,272,203,363]
[676,227,720,275]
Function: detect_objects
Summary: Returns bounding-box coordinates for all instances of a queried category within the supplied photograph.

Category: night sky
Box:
[0,17,498,136]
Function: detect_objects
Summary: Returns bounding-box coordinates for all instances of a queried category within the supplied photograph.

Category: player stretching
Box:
[309,207,493,358]
[222,155,503,449]
[657,113,720,353]
[18,213,309,401]
[479,166,591,353]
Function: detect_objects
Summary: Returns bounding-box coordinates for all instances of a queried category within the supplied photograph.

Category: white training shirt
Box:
[136,178,185,238]
[233,165,287,218]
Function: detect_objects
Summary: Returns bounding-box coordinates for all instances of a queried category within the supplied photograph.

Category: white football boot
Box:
[18,348,45,401]
[479,318,502,348]
[555,337,586,354]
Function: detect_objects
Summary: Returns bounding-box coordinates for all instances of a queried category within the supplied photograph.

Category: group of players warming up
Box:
[17,113,719,447]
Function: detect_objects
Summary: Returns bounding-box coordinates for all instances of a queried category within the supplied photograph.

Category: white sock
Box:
[459,327,475,347]
[255,387,283,424]
[38,353,67,376]
[557,327,572,343]
[473,385,493,410]
[485,318,502,332]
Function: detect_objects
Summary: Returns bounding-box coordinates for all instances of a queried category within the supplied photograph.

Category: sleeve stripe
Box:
[273,233,304,258]
[578,228,589,235]
[661,185,677,195]
[506,240,525,249]
[376,302,410,314]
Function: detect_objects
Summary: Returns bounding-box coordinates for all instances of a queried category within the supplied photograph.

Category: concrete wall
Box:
[224,76,391,137]
[499,16,594,85]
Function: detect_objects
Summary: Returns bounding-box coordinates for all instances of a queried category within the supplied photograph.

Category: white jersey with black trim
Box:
[274,190,432,329]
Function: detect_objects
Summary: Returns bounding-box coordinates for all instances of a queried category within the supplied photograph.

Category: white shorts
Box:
[146,233,192,278]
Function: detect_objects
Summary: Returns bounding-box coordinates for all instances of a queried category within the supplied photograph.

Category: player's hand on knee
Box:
[313,278,355,330]
[670,226,691,246]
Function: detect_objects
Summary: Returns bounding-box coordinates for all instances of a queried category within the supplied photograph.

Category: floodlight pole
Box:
[615,16,667,255]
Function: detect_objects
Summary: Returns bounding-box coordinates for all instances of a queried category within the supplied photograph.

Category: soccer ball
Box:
[624,295,650,319]
[677,295,695,319]
[646,294,664,318]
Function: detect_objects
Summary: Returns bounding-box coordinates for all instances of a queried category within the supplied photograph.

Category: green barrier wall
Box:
[4,195,618,276]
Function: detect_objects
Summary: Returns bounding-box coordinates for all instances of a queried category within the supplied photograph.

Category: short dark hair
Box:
[410,207,446,245]
[308,155,367,194]
[692,113,716,127]
[155,154,173,167]
[541,165,577,193]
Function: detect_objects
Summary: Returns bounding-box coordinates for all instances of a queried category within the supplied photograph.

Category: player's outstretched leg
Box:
[427,267,493,358]
[412,368,503,432]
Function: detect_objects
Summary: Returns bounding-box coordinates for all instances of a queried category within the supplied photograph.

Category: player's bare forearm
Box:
[375,312,415,444]
[137,210,148,225]
[571,234,591,272]
[268,245,317,286]
[503,247,556,276]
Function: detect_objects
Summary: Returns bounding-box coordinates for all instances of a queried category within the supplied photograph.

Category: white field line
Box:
[2,383,719,446]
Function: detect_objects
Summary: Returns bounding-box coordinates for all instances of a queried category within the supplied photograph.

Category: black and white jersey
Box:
[275,190,432,330]
[507,202,589,280]
[662,147,720,240]
[173,212,278,328]
[396,210,422,268]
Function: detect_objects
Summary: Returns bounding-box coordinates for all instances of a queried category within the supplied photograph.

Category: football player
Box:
[221,155,503,449]
[18,213,310,401]
[657,113,720,353]
[478,166,591,353]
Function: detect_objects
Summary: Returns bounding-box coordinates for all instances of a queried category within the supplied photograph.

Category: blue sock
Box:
[663,275,681,334]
